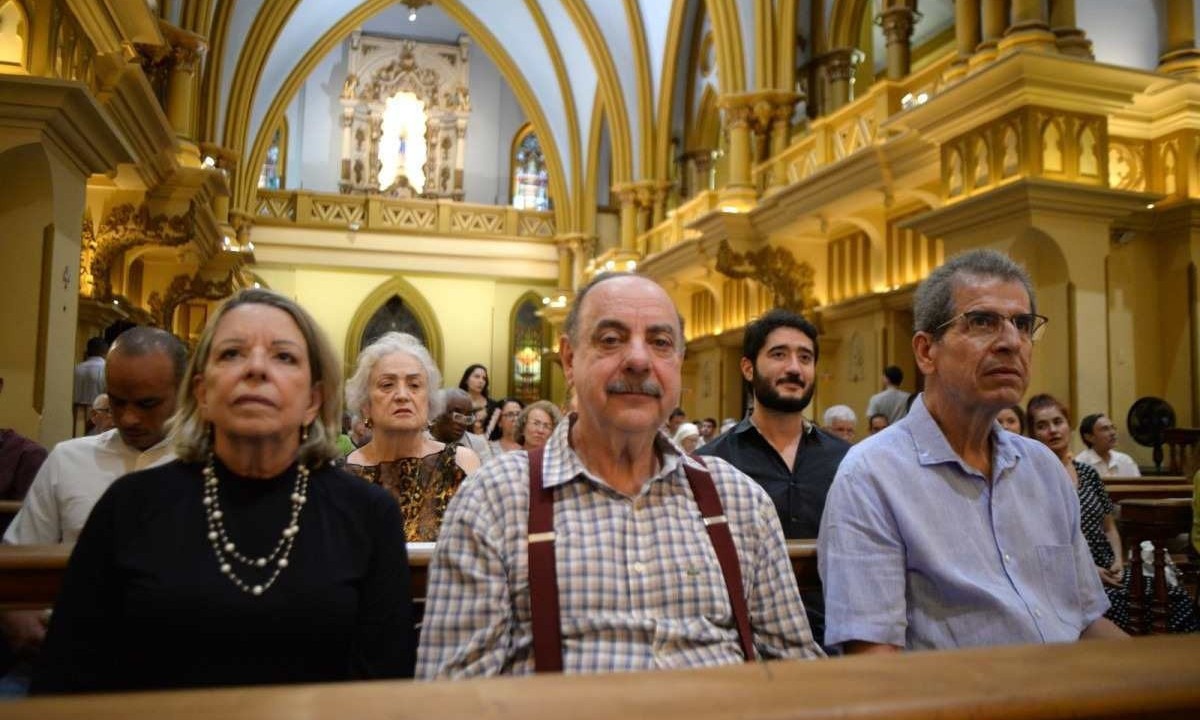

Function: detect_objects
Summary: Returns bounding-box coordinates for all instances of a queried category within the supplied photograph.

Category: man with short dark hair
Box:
[819,249,1123,653]
[698,308,849,646]
[697,417,718,446]
[419,273,820,677]
[666,407,687,436]
[2,326,187,670]
[429,388,490,464]
[868,413,889,434]
[866,365,910,425]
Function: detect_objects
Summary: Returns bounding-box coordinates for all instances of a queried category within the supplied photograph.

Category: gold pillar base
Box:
[717,185,758,214]
[943,57,970,82]
[176,138,202,169]
[1053,28,1093,59]
[998,24,1058,56]
[969,41,999,70]
[1158,48,1200,79]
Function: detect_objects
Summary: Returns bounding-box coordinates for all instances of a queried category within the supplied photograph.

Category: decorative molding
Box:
[147,264,245,330]
[715,239,818,318]
[86,202,194,301]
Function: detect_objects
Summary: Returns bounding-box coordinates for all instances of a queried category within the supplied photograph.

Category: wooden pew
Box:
[4,635,1199,719]
[1117,498,1194,635]
[1104,484,1193,503]
[1102,475,1189,487]
[0,541,821,612]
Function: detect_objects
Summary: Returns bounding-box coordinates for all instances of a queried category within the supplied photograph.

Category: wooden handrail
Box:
[5,636,1198,718]
[1105,485,1194,503]
[0,540,820,610]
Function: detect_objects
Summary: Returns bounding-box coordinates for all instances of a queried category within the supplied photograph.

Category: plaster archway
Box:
[343,276,445,378]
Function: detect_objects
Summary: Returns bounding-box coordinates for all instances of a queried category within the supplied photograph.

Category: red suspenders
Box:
[526,448,756,673]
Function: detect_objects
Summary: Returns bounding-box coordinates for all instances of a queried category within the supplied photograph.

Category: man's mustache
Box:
[606,379,663,397]
[776,374,806,388]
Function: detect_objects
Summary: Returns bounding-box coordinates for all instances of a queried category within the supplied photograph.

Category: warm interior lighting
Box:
[378,91,428,193]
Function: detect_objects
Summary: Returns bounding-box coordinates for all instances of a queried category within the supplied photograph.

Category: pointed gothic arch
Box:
[507,291,551,404]
[344,276,444,377]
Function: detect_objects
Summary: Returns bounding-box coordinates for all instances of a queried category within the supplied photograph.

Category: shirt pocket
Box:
[1036,544,1083,626]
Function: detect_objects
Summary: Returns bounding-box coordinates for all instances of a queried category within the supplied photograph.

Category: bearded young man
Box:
[698,308,849,647]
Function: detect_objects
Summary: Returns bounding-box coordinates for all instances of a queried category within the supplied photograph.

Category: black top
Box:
[697,418,850,539]
[697,418,849,648]
[32,458,415,694]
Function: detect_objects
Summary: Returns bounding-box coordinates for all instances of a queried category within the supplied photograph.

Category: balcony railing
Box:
[254,190,556,239]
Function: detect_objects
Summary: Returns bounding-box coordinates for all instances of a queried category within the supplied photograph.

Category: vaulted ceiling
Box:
[172,0,953,231]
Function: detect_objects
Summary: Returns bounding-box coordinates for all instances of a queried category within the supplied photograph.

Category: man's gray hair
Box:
[345,332,443,422]
[913,249,1037,337]
[563,272,685,349]
[90,393,109,411]
[438,387,471,415]
[823,404,856,426]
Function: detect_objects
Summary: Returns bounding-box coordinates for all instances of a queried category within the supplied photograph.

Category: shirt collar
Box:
[539,413,682,493]
[736,414,819,441]
[99,427,172,457]
[903,394,1022,478]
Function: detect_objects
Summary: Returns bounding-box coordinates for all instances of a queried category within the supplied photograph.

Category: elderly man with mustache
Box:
[698,308,849,648]
[418,273,822,678]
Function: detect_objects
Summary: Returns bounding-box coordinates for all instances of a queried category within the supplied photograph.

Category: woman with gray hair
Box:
[33,288,415,694]
[343,332,479,542]
[515,399,562,449]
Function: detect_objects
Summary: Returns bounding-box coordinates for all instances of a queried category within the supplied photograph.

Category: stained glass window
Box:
[258,124,285,190]
[511,298,545,404]
[511,127,550,211]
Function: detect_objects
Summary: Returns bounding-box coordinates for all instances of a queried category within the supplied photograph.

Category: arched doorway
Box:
[507,292,550,404]
[344,276,443,376]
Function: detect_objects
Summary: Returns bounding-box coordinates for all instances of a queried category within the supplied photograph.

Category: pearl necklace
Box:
[202,455,309,596]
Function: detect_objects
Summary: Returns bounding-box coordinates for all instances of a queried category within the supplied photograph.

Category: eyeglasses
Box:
[449,412,474,424]
[936,310,1049,342]
[501,411,520,419]
[527,419,553,431]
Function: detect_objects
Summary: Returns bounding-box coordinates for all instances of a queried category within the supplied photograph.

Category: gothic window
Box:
[0,0,29,70]
[258,122,287,190]
[361,295,427,352]
[510,297,546,404]
[511,125,551,211]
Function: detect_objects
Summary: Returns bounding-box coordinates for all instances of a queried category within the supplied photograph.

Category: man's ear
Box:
[560,334,575,386]
[912,332,937,376]
[739,356,755,383]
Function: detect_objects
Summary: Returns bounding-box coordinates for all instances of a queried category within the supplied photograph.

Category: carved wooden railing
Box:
[8,636,1200,718]
[638,190,720,256]
[254,190,556,240]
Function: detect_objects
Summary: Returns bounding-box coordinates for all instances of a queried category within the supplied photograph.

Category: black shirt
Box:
[698,418,850,539]
[698,418,850,648]
[33,459,415,694]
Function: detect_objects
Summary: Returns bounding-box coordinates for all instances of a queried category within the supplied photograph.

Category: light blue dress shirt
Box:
[819,395,1109,651]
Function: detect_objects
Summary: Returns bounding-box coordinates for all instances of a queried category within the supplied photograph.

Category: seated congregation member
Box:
[516,399,561,449]
[673,422,701,453]
[430,388,492,464]
[3,328,184,678]
[458,363,495,430]
[1076,413,1141,478]
[0,377,47,502]
[699,308,849,647]
[867,413,889,434]
[996,404,1026,435]
[1028,394,1198,634]
[87,394,114,435]
[697,417,718,446]
[823,405,857,443]
[344,332,479,541]
[418,273,821,678]
[820,249,1124,653]
[32,289,415,693]
[487,397,524,455]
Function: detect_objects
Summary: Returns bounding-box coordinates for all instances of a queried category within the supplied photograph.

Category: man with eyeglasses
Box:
[429,388,492,465]
[819,249,1125,653]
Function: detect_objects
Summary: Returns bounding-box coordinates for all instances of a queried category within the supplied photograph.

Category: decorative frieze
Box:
[82,203,194,301]
[716,239,818,318]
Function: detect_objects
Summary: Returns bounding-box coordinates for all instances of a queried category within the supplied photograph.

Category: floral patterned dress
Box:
[344,444,465,542]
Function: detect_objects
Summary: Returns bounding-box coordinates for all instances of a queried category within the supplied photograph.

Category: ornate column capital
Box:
[823,48,861,83]
[159,20,208,72]
[878,6,917,46]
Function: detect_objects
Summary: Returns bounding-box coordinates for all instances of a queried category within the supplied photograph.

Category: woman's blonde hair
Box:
[168,288,342,466]
[345,332,443,425]
[515,400,563,445]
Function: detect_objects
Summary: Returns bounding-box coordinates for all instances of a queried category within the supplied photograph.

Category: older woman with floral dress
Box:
[344,332,479,541]
[33,288,415,693]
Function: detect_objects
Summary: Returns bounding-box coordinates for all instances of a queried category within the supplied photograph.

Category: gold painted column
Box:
[767,93,798,192]
[635,182,655,236]
[1049,0,1092,58]
[717,95,757,211]
[824,49,859,112]
[878,1,918,80]
[554,235,575,292]
[972,0,1007,67]
[1000,0,1058,54]
[947,0,980,80]
[161,24,207,167]
[615,184,639,253]
[651,182,671,227]
[1159,0,1200,78]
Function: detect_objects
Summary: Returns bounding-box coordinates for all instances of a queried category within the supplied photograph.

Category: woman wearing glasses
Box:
[343,333,479,541]
[487,397,524,455]
[515,400,561,449]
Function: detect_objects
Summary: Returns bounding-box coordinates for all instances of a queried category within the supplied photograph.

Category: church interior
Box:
[1,0,1198,464]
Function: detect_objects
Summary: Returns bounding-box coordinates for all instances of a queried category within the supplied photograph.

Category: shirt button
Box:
[632,562,646,574]
[1004,553,1012,563]
[1034,609,1043,619]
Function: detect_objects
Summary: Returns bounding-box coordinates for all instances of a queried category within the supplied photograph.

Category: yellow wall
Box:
[252,265,555,399]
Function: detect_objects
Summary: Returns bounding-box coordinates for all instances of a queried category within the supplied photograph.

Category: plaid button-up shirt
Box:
[417,417,822,678]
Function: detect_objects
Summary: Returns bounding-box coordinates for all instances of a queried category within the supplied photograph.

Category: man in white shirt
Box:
[1,327,186,662]
[1076,413,1141,478]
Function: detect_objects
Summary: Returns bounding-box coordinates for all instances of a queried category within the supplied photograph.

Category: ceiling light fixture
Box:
[401,0,430,23]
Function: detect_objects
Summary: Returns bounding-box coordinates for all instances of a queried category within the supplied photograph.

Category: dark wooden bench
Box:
[1102,475,1189,487]
[1117,498,1194,635]
[4,635,1199,719]
[1105,484,1193,503]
